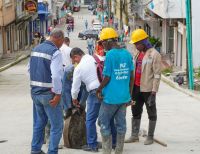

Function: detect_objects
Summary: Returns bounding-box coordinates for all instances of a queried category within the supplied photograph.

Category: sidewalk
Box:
[0,50,31,72]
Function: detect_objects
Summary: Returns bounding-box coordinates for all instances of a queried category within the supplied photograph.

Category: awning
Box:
[38,10,50,15]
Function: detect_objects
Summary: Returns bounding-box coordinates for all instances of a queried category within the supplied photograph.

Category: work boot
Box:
[102,135,112,154]
[144,120,156,145]
[115,134,125,154]
[125,118,141,143]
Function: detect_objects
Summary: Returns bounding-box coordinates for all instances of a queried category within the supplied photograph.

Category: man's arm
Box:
[50,50,63,107]
[152,52,162,93]
[96,53,112,99]
[71,67,82,107]
[96,76,110,99]
[129,70,134,96]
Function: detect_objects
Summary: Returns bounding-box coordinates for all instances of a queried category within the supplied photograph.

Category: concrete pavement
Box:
[0,8,200,154]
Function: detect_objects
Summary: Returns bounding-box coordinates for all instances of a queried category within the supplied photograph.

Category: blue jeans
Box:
[61,83,88,110]
[86,90,117,148]
[86,89,101,148]
[98,102,127,137]
[31,92,63,154]
[61,68,88,110]
[88,45,93,55]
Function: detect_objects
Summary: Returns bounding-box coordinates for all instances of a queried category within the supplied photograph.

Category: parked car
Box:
[73,3,80,12]
[78,29,99,40]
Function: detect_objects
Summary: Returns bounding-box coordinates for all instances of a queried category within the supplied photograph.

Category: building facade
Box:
[191,0,200,68]
[0,0,15,58]
[128,0,187,70]
[16,0,38,51]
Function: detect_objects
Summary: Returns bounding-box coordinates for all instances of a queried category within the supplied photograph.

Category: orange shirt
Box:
[95,44,104,56]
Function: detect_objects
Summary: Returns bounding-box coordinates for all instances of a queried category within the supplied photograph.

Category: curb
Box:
[0,54,30,72]
[161,75,200,101]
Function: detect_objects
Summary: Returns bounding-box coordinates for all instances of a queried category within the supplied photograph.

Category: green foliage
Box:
[162,67,173,76]
[197,67,200,78]
[149,36,162,48]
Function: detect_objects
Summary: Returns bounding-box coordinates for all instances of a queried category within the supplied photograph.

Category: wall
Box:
[0,0,15,26]
[148,0,185,18]
[192,0,200,67]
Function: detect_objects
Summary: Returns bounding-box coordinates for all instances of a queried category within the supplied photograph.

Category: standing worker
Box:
[125,29,161,145]
[70,47,117,152]
[60,37,72,67]
[96,27,134,154]
[29,29,64,154]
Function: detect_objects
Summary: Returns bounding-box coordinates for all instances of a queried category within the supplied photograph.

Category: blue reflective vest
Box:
[30,40,58,94]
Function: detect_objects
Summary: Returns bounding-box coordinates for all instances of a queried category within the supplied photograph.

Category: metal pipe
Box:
[120,0,122,29]
[185,0,194,89]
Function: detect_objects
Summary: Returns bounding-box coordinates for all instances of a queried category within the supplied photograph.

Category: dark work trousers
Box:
[131,85,157,121]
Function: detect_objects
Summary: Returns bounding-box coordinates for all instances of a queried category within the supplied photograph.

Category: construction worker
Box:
[96,27,134,154]
[70,47,117,152]
[125,29,161,145]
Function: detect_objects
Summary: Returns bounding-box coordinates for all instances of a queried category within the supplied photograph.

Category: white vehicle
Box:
[92,22,102,31]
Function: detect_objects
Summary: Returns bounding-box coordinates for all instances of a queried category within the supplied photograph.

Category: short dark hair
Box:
[64,37,70,43]
[70,47,85,58]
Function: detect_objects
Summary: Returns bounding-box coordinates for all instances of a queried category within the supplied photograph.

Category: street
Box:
[0,8,200,154]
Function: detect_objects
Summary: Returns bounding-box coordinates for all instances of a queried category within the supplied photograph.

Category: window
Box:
[4,0,11,4]
[144,23,151,37]
[22,1,24,11]
[6,28,11,50]
[168,27,174,53]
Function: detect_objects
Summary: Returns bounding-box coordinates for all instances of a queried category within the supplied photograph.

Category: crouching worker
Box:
[61,64,88,119]
[96,27,134,154]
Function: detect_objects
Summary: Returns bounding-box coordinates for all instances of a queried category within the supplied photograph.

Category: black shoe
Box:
[112,144,116,150]
[82,145,98,152]
[64,108,72,119]
[97,142,102,149]
[31,151,46,154]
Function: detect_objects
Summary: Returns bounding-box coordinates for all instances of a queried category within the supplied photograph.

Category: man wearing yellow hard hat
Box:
[125,29,161,145]
[96,27,134,154]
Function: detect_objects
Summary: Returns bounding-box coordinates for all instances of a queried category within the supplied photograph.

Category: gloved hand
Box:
[147,93,156,107]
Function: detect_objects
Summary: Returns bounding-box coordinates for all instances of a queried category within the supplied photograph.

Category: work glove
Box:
[147,93,156,107]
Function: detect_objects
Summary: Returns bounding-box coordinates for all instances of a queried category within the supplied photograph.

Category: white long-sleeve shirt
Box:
[71,54,100,99]
[60,43,72,67]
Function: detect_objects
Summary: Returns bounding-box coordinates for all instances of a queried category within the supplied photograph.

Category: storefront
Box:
[37,2,49,35]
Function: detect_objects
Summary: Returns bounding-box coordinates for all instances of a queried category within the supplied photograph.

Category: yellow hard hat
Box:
[99,27,118,41]
[129,29,148,44]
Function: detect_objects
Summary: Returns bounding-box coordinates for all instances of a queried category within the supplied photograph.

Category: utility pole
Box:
[102,0,104,25]
[120,0,123,29]
[108,0,111,26]
[185,0,194,90]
